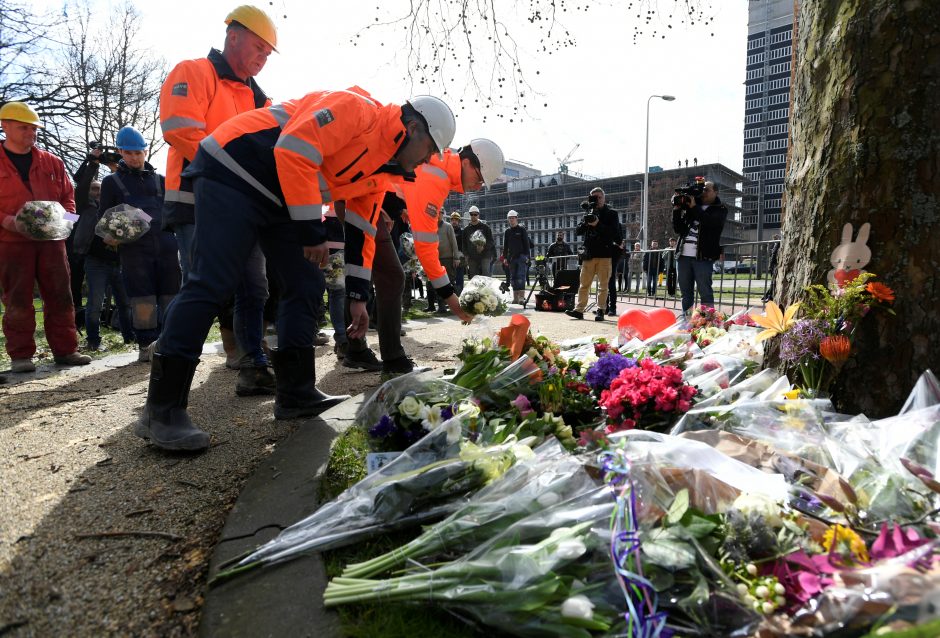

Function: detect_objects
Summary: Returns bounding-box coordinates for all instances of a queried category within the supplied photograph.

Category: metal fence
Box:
[535,240,780,316]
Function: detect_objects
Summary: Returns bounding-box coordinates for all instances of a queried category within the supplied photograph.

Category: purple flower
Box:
[779,318,827,364]
[511,394,534,417]
[440,404,455,421]
[585,353,636,392]
[368,414,396,439]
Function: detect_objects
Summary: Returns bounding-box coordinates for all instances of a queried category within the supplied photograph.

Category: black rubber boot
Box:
[135,354,210,452]
[236,366,276,396]
[272,346,350,420]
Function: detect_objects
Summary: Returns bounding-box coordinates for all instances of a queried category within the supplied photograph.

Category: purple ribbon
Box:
[601,449,670,638]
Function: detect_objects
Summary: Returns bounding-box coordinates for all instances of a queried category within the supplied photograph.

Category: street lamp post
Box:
[642,94,676,249]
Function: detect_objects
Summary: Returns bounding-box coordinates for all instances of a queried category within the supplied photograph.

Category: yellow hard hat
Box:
[225,5,278,51]
[0,101,42,127]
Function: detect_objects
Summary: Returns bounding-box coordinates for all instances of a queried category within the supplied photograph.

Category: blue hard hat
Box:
[115,126,147,151]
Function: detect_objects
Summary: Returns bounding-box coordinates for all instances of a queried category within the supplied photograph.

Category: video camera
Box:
[88,140,122,165]
[671,176,706,210]
[579,193,599,223]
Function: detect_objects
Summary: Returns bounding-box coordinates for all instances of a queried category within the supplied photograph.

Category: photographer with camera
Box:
[565,189,619,321]
[671,178,728,316]
[583,188,623,316]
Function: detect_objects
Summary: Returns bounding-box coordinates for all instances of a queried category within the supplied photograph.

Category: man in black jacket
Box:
[566,200,618,321]
[590,188,624,316]
[545,231,572,278]
[672,180,728,316]
[642,239,664,296]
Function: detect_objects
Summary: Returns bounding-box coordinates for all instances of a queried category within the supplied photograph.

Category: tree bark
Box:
[778,0,940,416]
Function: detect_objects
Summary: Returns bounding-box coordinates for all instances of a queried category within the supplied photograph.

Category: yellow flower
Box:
[750,301,800,342]
[783,389,802,400]
[822,524,870,564]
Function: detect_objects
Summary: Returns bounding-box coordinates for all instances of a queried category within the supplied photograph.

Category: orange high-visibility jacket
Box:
[159,49,269,229]
[395,150,464,295]
[189,87,407,300]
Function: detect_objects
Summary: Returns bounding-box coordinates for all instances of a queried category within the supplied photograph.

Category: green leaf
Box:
[679,513,718,539]
[642,528,697,570]
[665,488,690,526]
[647,567,675,592]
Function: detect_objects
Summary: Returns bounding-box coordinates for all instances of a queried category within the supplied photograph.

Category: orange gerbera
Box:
[866,281,895,304]
[819,335,851,364]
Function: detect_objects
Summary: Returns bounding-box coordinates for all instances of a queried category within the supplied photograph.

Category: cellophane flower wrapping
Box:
[459,275,510,317]
[340,438,601,579]
[14,201,75,240]
[323,250,345,289]
[233,424,533,571]
[95,204,151,244]
[358,370,474,451]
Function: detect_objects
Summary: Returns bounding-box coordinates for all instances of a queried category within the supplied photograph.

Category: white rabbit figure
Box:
[827,222,871,287]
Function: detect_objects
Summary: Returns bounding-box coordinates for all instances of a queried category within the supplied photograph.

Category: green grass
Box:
[0,297,222,369]
[317,423,479,638]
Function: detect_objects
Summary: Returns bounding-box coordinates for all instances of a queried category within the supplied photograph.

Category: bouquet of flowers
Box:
[13,201,75,240]
[398,232,423,274]
[689,305,729,347]
[323,250,345,289]
[751,273,895,397]
[216,425,534,582]
[469,228,487,252]
[599,358,697,433]
[95,204,151,244]
[459,275,509,318]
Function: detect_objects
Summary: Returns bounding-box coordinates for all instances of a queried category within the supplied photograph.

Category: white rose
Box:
[398,395,423,420]
[473,301,485,314]
[732,492,783,527]
[560,595,595,621]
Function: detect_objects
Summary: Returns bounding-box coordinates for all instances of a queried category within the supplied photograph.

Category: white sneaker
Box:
[11,359,36,373]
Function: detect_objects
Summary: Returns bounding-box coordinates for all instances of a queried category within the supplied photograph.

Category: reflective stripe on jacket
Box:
[397,150,463,290]
[184,87,407,300]
[159,48,269,229]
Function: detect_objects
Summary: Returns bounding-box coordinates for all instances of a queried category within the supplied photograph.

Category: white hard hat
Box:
[468,205,480,214]
[407,95,456,159]
[467,138,505,186]
[507,209,519,218]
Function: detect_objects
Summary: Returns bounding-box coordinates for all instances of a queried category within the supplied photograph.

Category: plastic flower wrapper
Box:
[341,438,602,578]
[600,438,778,637]
[357,370,473,451]
[324,484,629,637]
[322,250,345,289]
[14,201,76,240]
[459,275,510,318]
[468,228,487,251]
[216,425,536,582]
[898,370,940,414]
[700,324,765,367]
[670,397,929,524]
[94,204,152,244]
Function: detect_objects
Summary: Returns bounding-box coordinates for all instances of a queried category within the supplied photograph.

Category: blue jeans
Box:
[158,178,323,362]
[508,255,528,291]
[677,256,716,314]
[327,285,346,346]
[84,255,134,347]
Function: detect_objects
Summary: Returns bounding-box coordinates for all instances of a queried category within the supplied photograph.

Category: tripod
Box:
[522,261,550,309]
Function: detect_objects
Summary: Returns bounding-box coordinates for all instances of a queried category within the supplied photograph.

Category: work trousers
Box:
[84,254,134,347]
[507,255,528,291]
[0,240,77,359]
[119,230,181,347]
[575,257,612,314]
[158,178,323,362]
[347,221,405,363]
[607,256,620,315]
[466,255,492,279]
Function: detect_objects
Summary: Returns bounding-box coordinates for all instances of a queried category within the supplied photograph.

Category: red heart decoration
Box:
[617,308,677,340]
[834,269,862,287]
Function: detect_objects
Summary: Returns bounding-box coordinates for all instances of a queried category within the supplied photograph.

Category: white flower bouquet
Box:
[399,232,423,274]
[13,201,75,240]
[95,204,151,244]
[459,275,510,318]
[323,250,345,289]
[469,228,487,252]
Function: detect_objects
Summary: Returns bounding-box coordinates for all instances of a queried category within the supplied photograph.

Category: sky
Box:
[57,0,750,177]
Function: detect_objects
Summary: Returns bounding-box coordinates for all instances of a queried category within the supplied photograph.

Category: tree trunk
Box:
[778,0,940,416]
